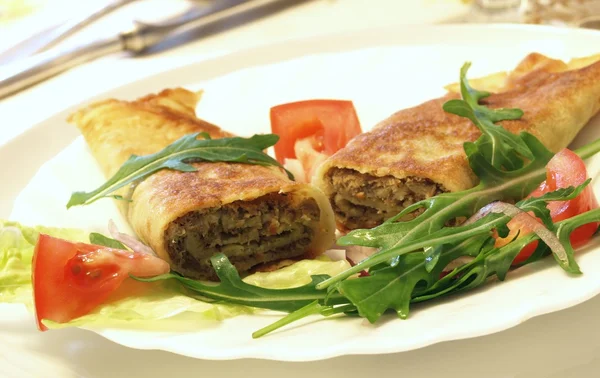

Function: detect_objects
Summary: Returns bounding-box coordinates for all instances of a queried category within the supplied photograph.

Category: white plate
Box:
[2,25,600,362]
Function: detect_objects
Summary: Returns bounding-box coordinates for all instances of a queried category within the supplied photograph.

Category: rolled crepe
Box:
[69,88,335,280]
[314,53,600,230]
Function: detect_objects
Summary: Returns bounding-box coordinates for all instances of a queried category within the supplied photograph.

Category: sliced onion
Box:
[108,220,157,256]
[283,158,306,183]
[327,241,377,277]
[294,138,329,182]
[324,248,346,261]
[463,201,520,225]
[344,245,378,264]
[465,201,567,264]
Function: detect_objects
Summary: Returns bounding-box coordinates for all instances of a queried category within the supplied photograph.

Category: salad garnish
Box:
[67,132,293,208]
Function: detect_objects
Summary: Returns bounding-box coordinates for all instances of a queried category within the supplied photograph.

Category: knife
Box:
[0,0,268,99]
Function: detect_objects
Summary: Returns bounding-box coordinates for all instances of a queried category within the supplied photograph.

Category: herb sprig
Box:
[89,232,126,249]
[443,63,530,170]
[67,133,292,208]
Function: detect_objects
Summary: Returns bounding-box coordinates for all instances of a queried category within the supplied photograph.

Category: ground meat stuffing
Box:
[164,193,320,280]
[327,168,446,230]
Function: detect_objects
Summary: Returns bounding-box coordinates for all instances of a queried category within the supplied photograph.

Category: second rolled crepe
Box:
[69,88,335,280]
[314,52,600,231]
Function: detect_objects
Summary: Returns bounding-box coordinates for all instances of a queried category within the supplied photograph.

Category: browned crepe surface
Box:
[70,88,335,278]
[315,53,600,230]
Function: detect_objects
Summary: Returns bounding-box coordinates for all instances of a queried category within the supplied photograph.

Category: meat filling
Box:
[164,193,320,280]
[327,168,446,230]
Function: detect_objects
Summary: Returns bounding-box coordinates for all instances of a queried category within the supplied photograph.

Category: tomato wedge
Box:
[270,100,362,164]
[32,234,169,330]
[495,149,599,265]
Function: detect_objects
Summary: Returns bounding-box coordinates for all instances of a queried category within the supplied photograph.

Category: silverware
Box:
[0,0,138,63]
[0,0,259,99]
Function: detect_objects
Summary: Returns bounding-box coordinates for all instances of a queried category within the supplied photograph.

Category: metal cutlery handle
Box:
[39,0,138,53]
[0,38,123,99]
[120,0,251,52]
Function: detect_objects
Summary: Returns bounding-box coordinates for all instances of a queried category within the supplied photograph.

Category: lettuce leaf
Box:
[0,220,351,330]
[43,281,254,330]
[0,220,88,304]
[243,256,351,289]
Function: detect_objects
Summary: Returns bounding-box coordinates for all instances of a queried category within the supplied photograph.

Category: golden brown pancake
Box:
[70,88,336,280]
[314,53,600,230]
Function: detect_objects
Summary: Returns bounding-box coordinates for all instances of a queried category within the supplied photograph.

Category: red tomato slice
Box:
[270,100,362,164]
[32,234,169,331]
[495,149,599,265]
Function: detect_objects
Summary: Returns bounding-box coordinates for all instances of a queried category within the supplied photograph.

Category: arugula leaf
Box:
[518,182,590,230]
[252,301,324,338]
[89,232,127,249]
[335,247,450,322]
[412,236,531,302]
[328,182,594,323]
[553,209,600,272]
[414,211,600,303]
[67,133,292,208]
[443,62,531,170]
[134,253,341,312]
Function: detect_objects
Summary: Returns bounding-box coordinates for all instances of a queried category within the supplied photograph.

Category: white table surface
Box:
[2,1,600,377]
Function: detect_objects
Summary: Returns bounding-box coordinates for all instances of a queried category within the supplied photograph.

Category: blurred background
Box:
[2,0,600,65]
[0,0,599,138]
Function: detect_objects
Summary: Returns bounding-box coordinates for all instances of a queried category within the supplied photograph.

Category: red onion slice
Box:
[344,245,378,265]
[442,256,475,273]
[108,220,157,256]
[465,201,567,264]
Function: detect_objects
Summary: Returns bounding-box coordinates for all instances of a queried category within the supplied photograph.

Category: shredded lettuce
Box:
[0,220,351,330]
